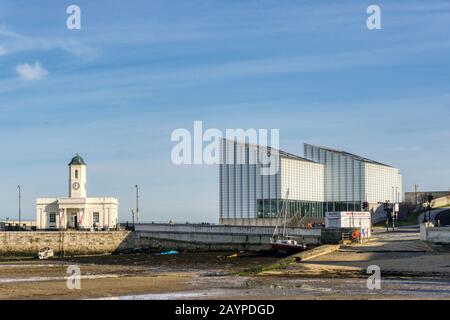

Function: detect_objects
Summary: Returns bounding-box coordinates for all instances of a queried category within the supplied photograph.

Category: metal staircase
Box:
[286,213,324,227]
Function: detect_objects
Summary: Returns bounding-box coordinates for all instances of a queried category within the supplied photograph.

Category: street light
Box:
[135,185,139,223]
[382,200,391,232]
[427,194,434,222]
[131,185,139,226]
[18,185,21,231]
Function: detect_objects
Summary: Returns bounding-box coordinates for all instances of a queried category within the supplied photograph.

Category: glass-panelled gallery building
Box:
[219,139,324,226]
[304,144,403,212]
[219,139,402,226]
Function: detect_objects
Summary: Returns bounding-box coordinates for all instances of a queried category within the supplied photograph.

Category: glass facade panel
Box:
[322,202,362,213]
[256,199,324,218]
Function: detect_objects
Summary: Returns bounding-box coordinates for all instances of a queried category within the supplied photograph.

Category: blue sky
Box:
[0,0,449,222]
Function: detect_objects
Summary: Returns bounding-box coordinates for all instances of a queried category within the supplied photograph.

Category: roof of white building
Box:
[223,139,319,164]
[277,149,321,164]
[304,143,393,168]
[222,139,395,168]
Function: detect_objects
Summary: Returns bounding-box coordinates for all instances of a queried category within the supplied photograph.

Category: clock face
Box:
[72,182,80,190]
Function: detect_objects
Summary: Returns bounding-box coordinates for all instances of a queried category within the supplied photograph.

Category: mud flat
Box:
[0,251,278,300]
[251,231,450,299]
[1,248,450,300]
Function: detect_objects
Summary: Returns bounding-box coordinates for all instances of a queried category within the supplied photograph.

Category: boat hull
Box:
[271,243,306,254]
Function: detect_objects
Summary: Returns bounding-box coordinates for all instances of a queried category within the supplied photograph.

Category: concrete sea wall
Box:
[0,224,338,255]
[420,224,450,244]
[134,223,322,251]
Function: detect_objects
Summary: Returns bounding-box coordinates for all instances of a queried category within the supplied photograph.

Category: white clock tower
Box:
[68,154,87,198]
[36,155,118,230]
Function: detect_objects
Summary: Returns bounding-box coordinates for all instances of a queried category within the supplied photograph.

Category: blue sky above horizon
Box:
[0,0,449,222]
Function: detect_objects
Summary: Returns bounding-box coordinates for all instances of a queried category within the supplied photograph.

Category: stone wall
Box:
[405,191,449,204]
[0,231,134,256]
[0,223,342,256]
[433,196,450,208]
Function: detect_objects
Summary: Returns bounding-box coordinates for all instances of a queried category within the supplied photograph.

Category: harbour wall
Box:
[133,223,322,251]
[0,224,329,255]
[0,231,133,256]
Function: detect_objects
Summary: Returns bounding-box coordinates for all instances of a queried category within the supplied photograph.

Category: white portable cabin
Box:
[325,211,372,238]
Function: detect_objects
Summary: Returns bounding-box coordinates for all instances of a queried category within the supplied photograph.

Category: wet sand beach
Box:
[0,252,276,299]
[0,249,449,300]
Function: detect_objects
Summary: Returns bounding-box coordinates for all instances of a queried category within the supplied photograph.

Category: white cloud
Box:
[0,27,96,58]
[16,62,48,81]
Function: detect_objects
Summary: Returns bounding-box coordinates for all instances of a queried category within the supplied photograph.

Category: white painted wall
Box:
[36,198,118,230]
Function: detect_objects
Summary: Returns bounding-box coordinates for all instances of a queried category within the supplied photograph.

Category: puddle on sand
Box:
[93,289,234,300]
[0,274,120,284]
[0,264,62,268]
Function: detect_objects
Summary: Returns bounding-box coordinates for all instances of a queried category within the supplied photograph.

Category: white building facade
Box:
[219,140,324,226]
[304,144,403,212]
[220,140,402,226]
[36,155,119,230]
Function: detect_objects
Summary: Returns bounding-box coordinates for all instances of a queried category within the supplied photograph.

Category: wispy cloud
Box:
[16,62,48,81]
[0,26,95,57]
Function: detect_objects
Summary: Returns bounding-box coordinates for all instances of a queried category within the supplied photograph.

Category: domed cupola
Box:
[68,154,86,166]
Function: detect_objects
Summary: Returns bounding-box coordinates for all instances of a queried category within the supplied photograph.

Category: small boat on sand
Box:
[271,238,307,254]
[38,247,54,260]
[270,189,307,254]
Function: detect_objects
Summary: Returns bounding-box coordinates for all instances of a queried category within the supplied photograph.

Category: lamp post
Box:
[422,196,427,223]
[427,194,434,223]
[135,185,139,223]
[17,185,21,231]
[383,200,390,232]
[131,185,139,228]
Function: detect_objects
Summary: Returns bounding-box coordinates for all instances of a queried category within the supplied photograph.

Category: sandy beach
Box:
[0,252,276,299]
[0,246,449,300]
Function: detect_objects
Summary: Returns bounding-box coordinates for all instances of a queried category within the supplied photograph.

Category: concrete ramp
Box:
[340,229,433,252]
[340,240,432,252]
